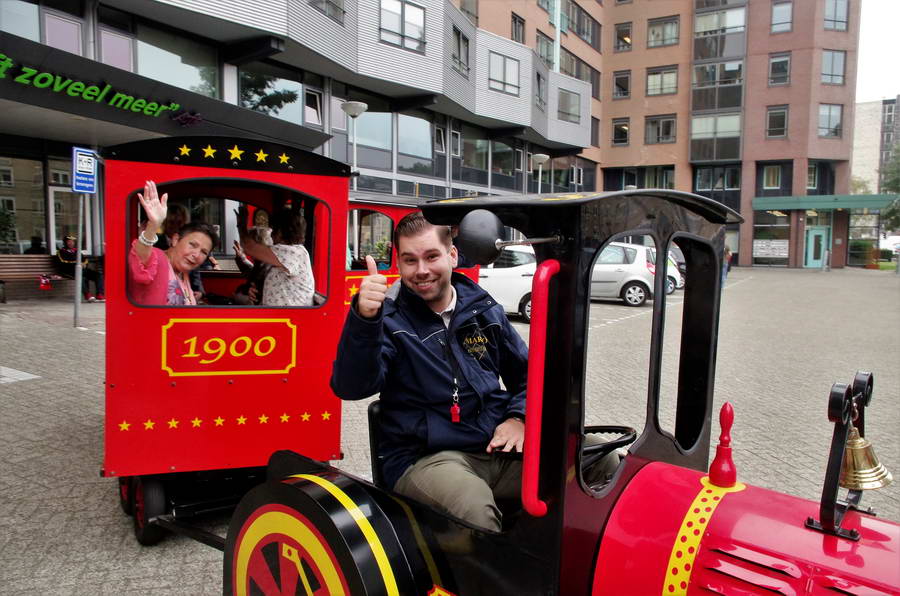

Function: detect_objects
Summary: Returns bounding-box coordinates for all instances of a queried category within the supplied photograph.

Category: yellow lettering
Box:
[229,336,252,357]
[254,336,276,357]
[182,336,200,358]
[200,337,227,364]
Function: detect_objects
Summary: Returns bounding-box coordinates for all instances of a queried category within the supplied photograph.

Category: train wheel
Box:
[118,476,133,515]
[133,475,167,546]
[224,472,416,596]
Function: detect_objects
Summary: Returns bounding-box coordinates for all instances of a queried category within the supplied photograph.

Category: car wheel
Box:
[621,282,648,307]
[519,293,532,322]
[666,276,676,295]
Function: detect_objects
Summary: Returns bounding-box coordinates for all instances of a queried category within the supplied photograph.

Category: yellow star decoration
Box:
[254,149,268,162]
[349,284,359,296]
[191,417,202,428]
[178,144,191,156]
[321,411,331,421]
[202,145,216,158]
[301,412,311,422]
[259,414,269,424]
[237,415,247,425]
[228,145,244,160]
[118,420,130,431]
[143,419,155,430]
[280,413,290,423]
[168,418,179,429]
[214,416,225,427]
[278,153,290,164]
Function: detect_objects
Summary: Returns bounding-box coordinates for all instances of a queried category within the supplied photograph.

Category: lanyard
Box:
[440,330,461,423]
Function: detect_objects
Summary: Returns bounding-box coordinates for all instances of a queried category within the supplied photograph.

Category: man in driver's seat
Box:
[331,211,529,532]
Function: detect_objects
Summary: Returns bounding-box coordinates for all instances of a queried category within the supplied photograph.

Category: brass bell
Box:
[839,425,893,490]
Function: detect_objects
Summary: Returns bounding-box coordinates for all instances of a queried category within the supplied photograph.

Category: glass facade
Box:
[239,63,303,126]
[136,24,218,97]
[753,210,790,266]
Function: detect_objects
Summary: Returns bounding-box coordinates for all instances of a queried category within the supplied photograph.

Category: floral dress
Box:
[262,244,315,306]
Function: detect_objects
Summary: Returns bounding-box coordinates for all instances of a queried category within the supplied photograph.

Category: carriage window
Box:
[347,209,393,270]
[127,185,327,308]
[582,233,653,492]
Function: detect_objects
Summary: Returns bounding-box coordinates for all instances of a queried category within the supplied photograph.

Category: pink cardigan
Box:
[127,241,170,305]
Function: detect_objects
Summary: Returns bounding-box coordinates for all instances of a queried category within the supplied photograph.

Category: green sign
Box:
[0,52,181,118]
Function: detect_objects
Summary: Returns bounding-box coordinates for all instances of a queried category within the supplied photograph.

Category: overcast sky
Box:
[855,0,899,103]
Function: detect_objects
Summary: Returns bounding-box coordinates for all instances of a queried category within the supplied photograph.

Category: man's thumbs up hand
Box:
[357,255,388,319]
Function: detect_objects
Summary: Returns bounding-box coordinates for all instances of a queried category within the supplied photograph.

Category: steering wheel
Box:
[582,425,638,470]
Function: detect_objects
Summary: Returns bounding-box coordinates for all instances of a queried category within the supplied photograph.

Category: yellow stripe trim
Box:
[661,476,745,596]
[292,474,399,596]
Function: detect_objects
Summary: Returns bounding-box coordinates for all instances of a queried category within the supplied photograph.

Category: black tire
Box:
[118,476,133,516]
[519,293,532,322]
[666,276,676,295]
[133,476,167,546]
[621,282,648,307]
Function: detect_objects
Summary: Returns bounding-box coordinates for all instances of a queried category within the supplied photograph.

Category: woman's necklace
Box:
[166,251,196,305]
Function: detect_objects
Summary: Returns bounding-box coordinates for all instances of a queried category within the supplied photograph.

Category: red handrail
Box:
[522,258,560,517]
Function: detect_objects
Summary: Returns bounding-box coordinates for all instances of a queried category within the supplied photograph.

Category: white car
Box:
[590,242,657,307]
[666,254,684,292]
[477,245,537,321]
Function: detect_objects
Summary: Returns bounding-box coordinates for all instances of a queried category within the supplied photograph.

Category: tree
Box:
[849,176,871,195]
[238,72,299,116]
[880,144,900,231]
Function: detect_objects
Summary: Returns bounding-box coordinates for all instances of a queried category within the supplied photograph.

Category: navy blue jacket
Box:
[331,273,529,488]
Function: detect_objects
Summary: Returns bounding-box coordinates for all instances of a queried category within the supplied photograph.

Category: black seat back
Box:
[367,400,386,488]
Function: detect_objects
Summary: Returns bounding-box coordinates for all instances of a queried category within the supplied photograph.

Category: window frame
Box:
[824,0,848,31]
[647,15,679,48]
[379,0,427,54]
[451,26,470,76]
[535,71,547,111]
[612,117,630,146]
[511,12,525,44]
[614,22,632,52]
[646,65,678,96]
[768,53,791,86]
[450,130,461,157]
[613,70,631,99]
[558,88,581,124]
[821,49,846,85]
[818,103,843,138]
[0,167,15,187]
[488,51,520,96]
[771,1,793,33]
[309,0,345,24]
[763,165,782,190]
[645,114,677,144]
[807,164,818,189]
[304,89,323,126]
[766,105,788,138]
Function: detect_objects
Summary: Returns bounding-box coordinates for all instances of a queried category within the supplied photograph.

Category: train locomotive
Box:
[99,136,898,595]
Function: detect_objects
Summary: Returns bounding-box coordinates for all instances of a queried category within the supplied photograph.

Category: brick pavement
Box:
[1,266,898,594]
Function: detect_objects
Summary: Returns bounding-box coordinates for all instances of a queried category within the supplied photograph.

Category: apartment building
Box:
[472,0,876,267]
[0,0,592,255]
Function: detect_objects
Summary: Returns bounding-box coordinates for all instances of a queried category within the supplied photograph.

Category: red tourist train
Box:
[101,136,898,595]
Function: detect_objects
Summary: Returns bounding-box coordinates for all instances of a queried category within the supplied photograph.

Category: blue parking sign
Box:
[72,147,98,194]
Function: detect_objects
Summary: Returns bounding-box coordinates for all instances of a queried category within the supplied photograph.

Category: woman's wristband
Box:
[138,231,158,247]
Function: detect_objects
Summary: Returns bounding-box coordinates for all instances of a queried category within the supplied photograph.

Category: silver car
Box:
[590,242,656,307]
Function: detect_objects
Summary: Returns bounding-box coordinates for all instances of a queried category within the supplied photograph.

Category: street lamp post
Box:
[532,153,550,194]
[340,101,368,191]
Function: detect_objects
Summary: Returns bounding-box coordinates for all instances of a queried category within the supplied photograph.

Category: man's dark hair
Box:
[177,222,219,248]
[393,211,451,249]
[270,208,307,245]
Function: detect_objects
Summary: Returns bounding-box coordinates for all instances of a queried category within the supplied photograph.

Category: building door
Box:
[47,186,91,253]
[805,226,829,268]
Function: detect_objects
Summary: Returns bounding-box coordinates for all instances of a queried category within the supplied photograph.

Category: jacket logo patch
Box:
[462,328,490,359]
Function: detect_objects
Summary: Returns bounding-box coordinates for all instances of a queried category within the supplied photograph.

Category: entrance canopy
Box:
[752,194,897,211]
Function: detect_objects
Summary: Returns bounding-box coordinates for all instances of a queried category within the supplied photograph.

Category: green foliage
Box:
[0,207,16,243]
[881,146,900,231]
[849,176,871,195]
[238,72,299,115]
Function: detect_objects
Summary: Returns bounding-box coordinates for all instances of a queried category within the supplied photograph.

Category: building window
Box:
[771,1,792,33]
[571,2,601,52]
[613,70,631,99]
[309,0,345,24]
[768,53,790,85]
[239,63,303,125]
[822,50,846,85]
[459,0,477,25]
[452,27,469,75]
[304,90,322,126]
[0,1,39,41]
[50,169,71,186]
[824,0,848,31]
[648,16,679,47]
[807,164,818,189]
[612,118,630,146]
[560,47,601,101]
[692,60,743,110]
[591,117,600,147]
[137,24,219,97]
[451,130,461,157]
[818,104,843,138]
[725,167,741,189]
[380,0,425,53]
[44,11,83,56]
[0,167,14,187]
[535,72,547,110]
[434,127,446,153]
[615,22,632,52]
[515,149,524,171]
[536,31,554,67]
[763,165,782,189]
[489,52,520,96]
[693,7,746,60]
[558,89,581,124]
[647,66,677,95]
[99,28,133,71]
[645,114,676,144]
[511,12,525,43]
[766,106,788,138]
[690,114,741,161]
[882,102,894,125]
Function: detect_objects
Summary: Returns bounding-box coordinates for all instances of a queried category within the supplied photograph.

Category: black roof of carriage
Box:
[420,189,743,225]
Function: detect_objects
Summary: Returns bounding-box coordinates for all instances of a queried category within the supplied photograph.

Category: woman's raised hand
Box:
[137,180,168,227]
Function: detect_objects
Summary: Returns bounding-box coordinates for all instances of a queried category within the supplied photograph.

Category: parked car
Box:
[591,242,656,307]
[667,254,684,291]
[476,245,536,321]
